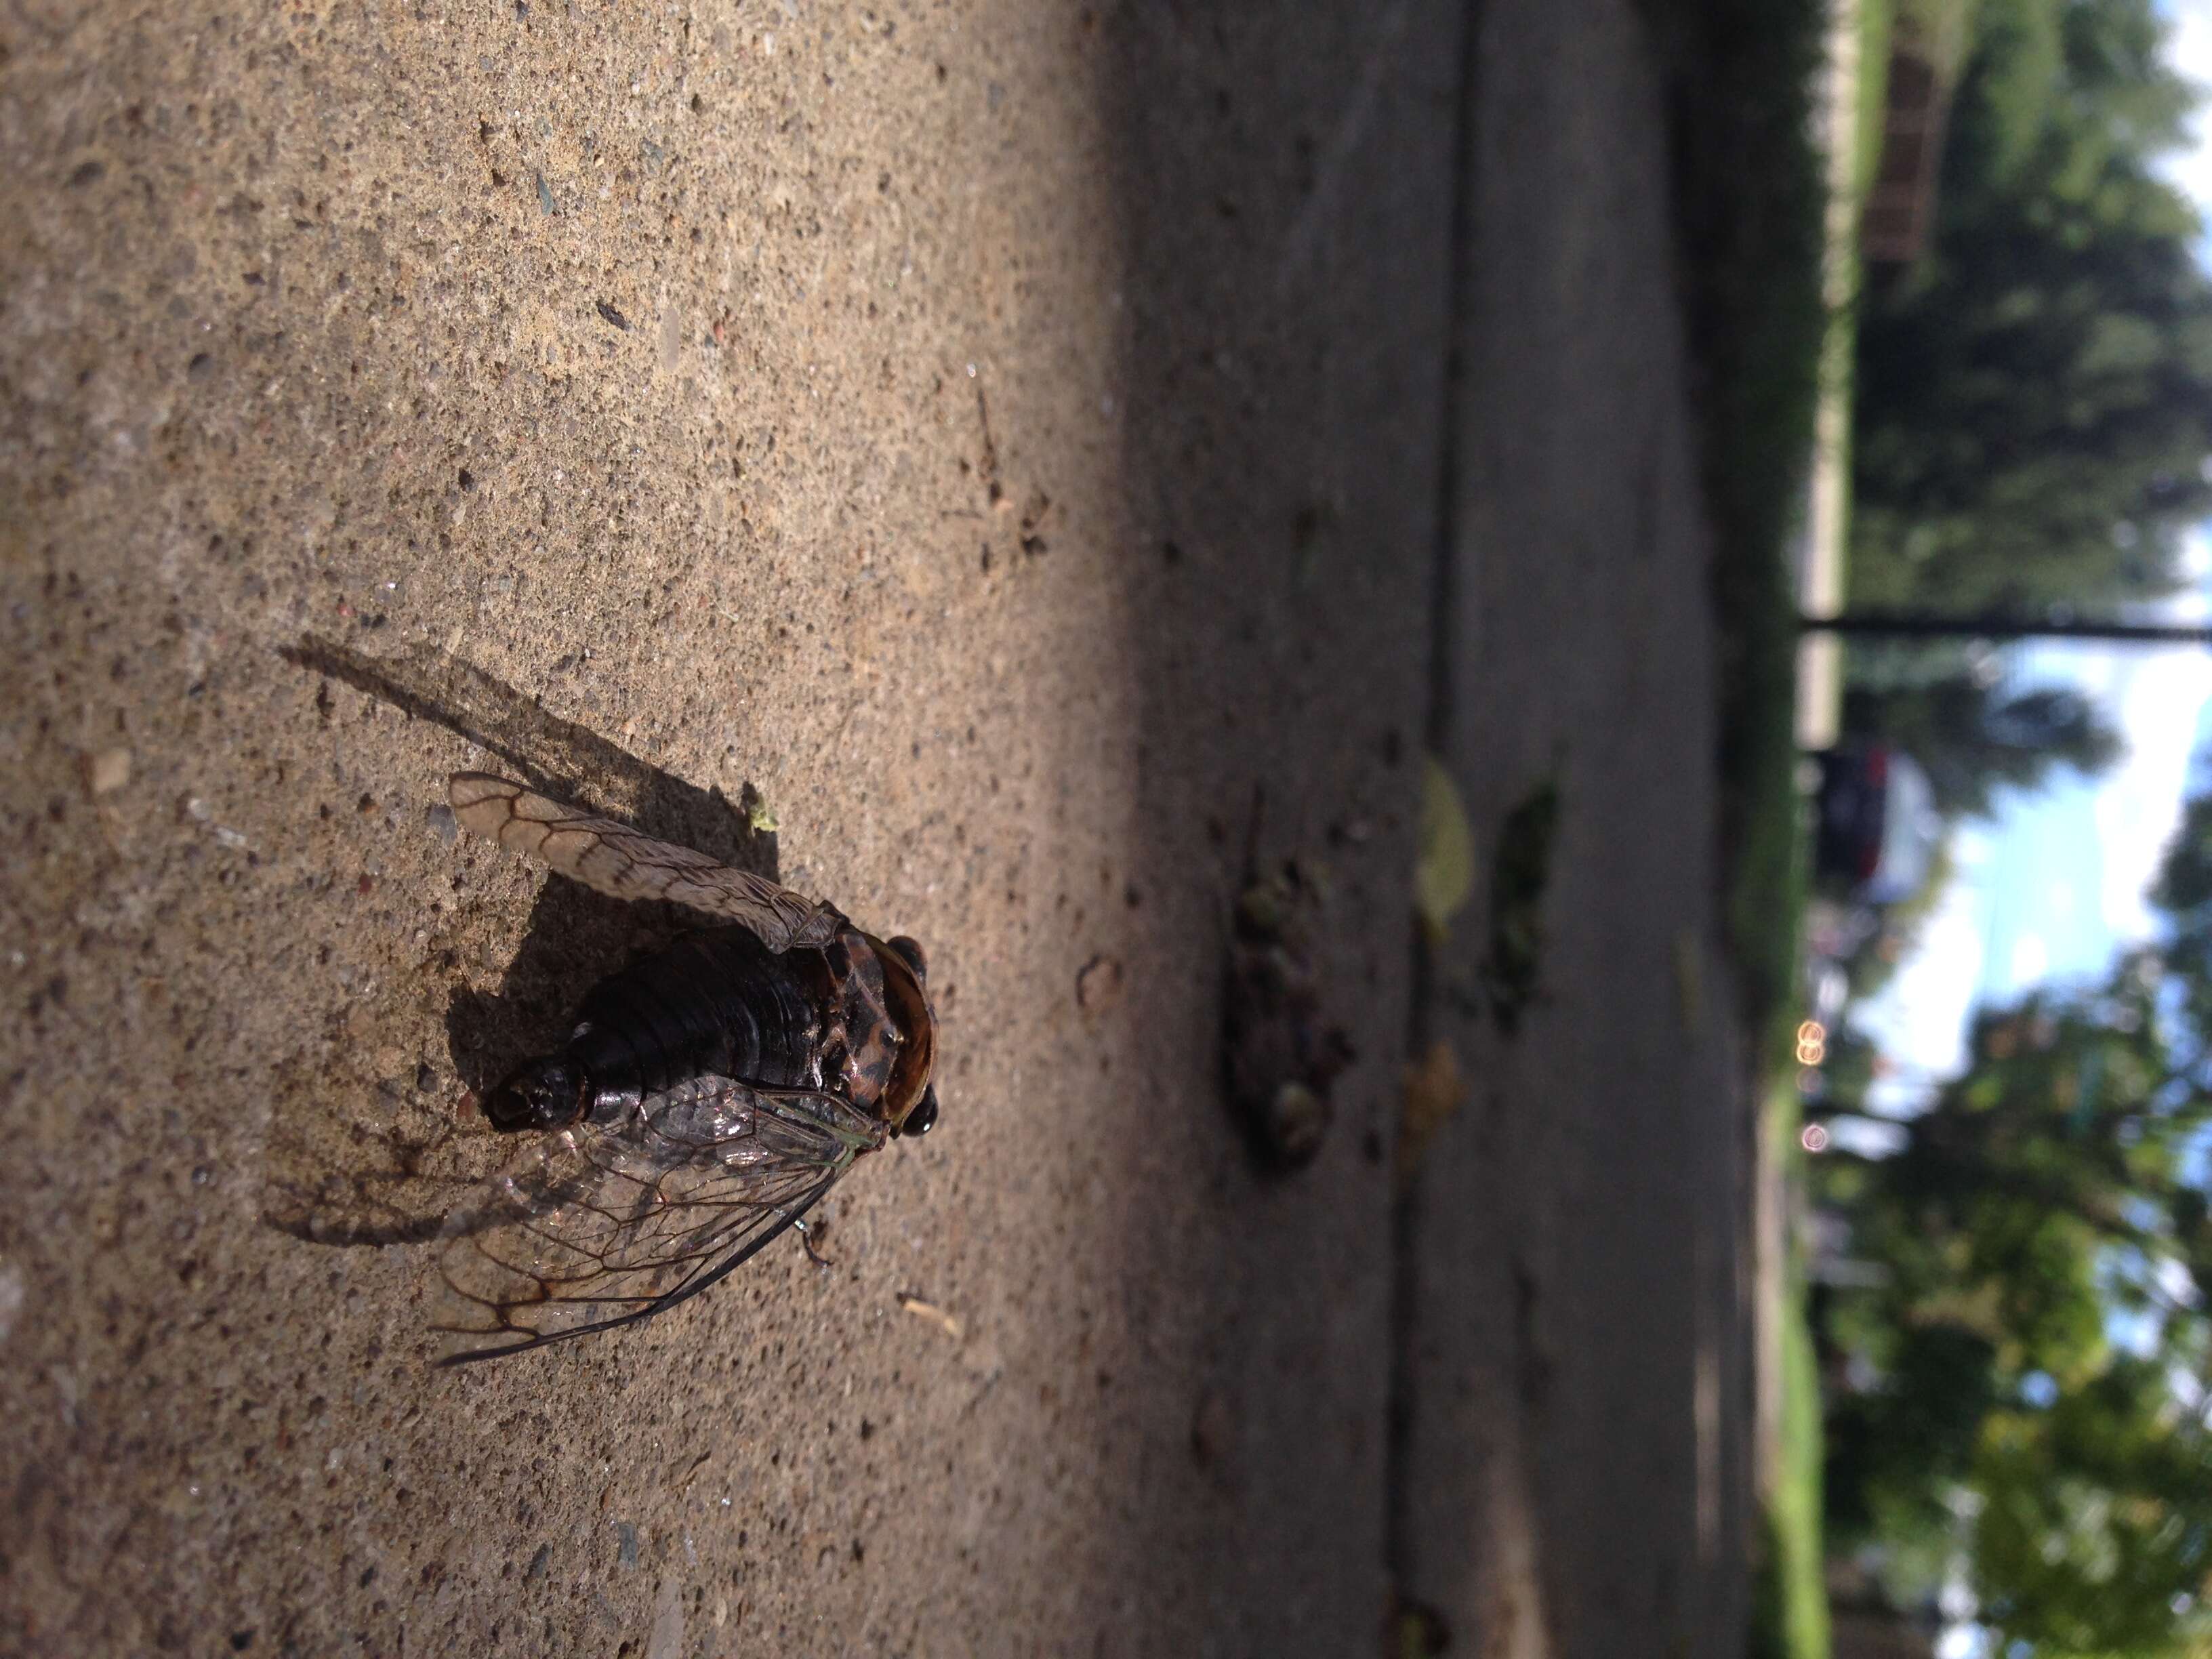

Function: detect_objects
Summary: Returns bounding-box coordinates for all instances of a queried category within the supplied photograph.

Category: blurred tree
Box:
[1817,949,2212,1648]
[1849,0,2212,614]
[2152,787,2212,1042]
[1973,1360,2212,1654]
[1823,1319,2001,1549]
[1810,1023,1886,1106]
[1842,672,2123,819]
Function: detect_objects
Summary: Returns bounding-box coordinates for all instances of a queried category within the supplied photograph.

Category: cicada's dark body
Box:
[430,773,938,1364]
[485,924,932,1141]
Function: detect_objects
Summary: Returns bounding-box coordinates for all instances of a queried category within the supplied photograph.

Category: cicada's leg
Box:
[793,1214,834,1269]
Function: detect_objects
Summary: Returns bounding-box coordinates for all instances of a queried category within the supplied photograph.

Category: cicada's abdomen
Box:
[485,928,825,1132]
[573,928,827,1101]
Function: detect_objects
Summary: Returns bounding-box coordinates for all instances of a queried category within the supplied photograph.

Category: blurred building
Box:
[1862,13,1959,266]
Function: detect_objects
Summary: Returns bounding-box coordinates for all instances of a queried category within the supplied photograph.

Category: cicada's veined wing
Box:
[447,772,844,953]
[430,1077,886,1364]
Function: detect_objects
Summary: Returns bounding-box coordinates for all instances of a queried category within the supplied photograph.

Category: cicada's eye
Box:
[886,935,928,982]
[899,1085,939,1138]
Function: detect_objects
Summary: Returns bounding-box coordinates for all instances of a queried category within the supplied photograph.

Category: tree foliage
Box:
[1818,754,2212,1647]
[1818,953,2212,1651]
[1820,1,2212,1643]
[2153,787,2212,1041]
[1973,1361,2212,1655]
[1843,672,2124,820]
[1849,0,2212,614]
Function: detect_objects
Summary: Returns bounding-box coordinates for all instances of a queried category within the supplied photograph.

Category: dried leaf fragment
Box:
[1398,1039,1467,1181]
[1414,757,1475,943]
[1483,776,1559,1035]
[895,1292,963,1340]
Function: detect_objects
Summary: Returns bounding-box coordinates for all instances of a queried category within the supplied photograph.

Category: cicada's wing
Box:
[447,772,844,953]
[430,1078,885,1364]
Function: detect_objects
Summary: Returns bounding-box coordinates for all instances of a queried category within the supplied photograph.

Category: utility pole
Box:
[1802,611,2212,647]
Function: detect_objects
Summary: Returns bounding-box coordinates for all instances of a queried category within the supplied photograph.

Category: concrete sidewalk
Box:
[1,3,1745,1655]
[1397,5,1753,1653]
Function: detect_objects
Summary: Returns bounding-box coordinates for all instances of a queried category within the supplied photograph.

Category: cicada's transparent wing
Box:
[430,1078,885,1364]
[447,772,844,952]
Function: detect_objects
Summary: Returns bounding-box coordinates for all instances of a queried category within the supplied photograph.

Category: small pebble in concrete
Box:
[88,747,131,795]
[0,1264,26,1343]
[1075,953,1124,1013]
[644,1578,684,1659]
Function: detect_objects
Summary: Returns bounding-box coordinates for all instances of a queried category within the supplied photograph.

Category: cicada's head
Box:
[483,1055,592,1132]
[870,933,939,1138]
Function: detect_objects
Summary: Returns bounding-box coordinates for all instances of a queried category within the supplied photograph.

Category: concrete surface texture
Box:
[0,1,1746,1656]
[1394,3,1753,1654]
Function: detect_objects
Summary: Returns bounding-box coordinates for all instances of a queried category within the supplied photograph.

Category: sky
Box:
[2175,0,2212,205]
[1853,529,2212,1109]
[1852,0,2212,1110]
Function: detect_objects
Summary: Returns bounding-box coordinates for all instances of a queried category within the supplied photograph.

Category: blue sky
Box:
[1855,540,2212,1107]
[1853,0,2212,1105]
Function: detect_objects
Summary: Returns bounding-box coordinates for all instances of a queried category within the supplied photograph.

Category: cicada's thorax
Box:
[557,923,909,1124]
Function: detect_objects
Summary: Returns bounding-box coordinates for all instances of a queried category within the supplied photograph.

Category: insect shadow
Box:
[265,634,781,1249]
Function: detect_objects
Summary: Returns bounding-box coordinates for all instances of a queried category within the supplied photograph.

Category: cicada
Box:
[430,773,938,1364]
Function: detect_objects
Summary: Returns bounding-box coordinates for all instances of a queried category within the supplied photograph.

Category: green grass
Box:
[1641,1,1832,1654]
[1809,0,1890,670]
[1753,1290,1832,1659]
[1642,0,1826,1035]
[1753,1083,1833,1659]
[1856,0,1898,204]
